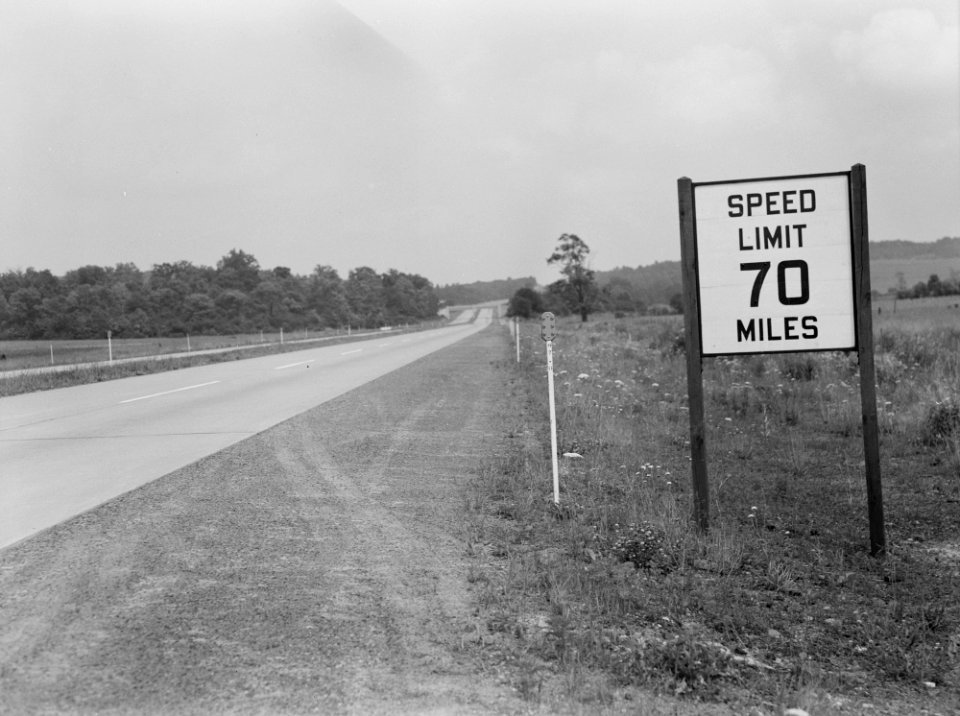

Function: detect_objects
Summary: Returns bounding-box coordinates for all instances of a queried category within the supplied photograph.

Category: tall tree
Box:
[267,266,307,328]
[7,287,45,338]
[148,261,213,335]
[506,287,544,318]
[601,276,645,315]
[3,269,61,338]
[216,249,260,293]
[346,266,384,328]
[406,273,439,319]
[183,293,218,334]
[547,233,597,321]
[252,279,285,327]
[214,290,251,333]
[308,265,350,328]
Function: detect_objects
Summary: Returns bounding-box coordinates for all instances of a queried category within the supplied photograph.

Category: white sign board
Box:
[693,173,856,356]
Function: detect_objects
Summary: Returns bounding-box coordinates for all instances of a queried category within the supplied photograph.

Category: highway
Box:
[0,311,492,549]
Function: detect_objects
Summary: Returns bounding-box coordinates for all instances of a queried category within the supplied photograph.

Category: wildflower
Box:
[610,521,670,571]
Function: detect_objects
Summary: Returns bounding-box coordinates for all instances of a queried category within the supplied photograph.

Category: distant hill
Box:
[441,238,960,309]
[594,238,960,301]
[870,236,960,260]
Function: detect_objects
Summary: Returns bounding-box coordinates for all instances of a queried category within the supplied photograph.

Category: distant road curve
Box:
[0,310,493,549]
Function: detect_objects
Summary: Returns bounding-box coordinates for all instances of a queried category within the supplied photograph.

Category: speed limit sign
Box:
[677,165,884,555]
[692,172,856,356]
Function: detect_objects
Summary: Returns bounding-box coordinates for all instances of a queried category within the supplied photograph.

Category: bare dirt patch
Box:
[0,326,528,714]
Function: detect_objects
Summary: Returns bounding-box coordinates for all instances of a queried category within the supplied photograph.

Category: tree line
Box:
[0,250,440,339]
[894,273,960,300]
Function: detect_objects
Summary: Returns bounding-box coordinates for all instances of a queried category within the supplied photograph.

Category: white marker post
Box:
[541,312,560,504]
[107,330,113,364]
[515,316,521,363]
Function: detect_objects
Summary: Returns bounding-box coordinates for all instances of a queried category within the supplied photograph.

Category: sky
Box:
[1,0,958,286]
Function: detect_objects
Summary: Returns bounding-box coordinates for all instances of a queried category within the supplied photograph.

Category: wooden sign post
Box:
[850,165,885,556]
[677,179,709,532]
[677,164,884,554]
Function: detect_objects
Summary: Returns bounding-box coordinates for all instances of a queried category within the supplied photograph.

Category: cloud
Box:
[644,44,779,131]
[833,8,959,93]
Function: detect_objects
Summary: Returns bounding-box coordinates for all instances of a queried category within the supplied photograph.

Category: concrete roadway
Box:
[0,310,492,549]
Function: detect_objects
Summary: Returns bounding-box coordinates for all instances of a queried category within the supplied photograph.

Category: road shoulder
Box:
[0,325,527,714]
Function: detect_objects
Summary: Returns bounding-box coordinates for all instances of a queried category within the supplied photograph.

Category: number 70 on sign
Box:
[740,259,810,307]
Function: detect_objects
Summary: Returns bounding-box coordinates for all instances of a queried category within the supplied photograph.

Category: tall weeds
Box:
[466,311,960,711]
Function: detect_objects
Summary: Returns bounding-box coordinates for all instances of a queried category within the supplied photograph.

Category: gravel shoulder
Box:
[0,325,528,714]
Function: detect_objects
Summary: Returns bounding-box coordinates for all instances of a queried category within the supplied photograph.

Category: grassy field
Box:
[464,304,960,713]
[873,293,960,320]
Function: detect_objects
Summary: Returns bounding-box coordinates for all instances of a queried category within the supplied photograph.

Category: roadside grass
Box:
[0,331,312,370]
[0,346,273,397]
[0,325,436,397]
[466,310,960,713]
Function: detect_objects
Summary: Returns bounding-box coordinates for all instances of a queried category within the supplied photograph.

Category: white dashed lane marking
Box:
[120,381,221,404]
[275,360,315,370]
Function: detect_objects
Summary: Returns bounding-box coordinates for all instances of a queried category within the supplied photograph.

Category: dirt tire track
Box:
[0,325,527,715]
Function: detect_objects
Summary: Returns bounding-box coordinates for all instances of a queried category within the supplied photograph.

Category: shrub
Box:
[609,522,670,571]
[780,354,818,381]
[921,400,960,445]
[648,635,731,687]
[650,326,684,356]
[615,633,731,696]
